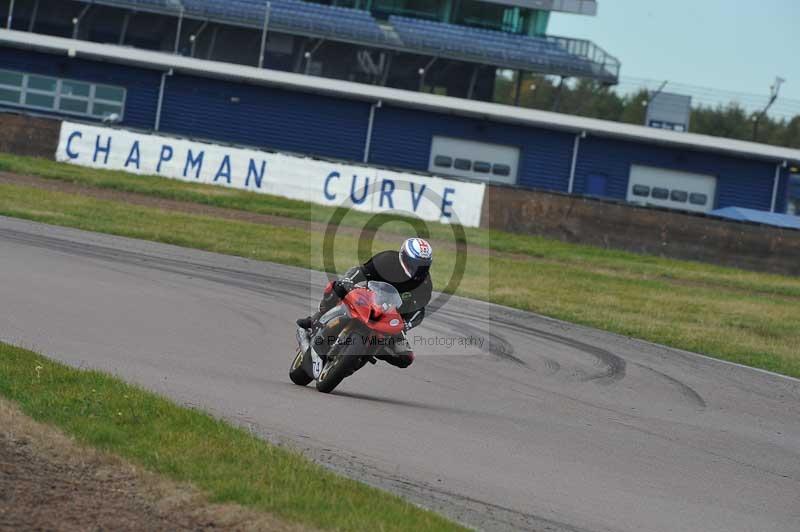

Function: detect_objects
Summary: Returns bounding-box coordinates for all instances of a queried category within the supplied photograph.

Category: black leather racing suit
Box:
[316,250,433,368]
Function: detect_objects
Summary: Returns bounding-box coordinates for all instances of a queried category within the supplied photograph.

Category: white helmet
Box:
[399,238,433,279]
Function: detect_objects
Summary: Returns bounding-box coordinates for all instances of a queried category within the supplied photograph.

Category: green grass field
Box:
[0,342,465,531]
[1,153,799,379]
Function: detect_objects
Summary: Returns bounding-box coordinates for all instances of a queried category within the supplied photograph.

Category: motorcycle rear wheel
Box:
[316,342,363,393]
[289,349,313,386]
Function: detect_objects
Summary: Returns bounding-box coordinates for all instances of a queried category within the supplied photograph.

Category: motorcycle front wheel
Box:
[316,341,363,393]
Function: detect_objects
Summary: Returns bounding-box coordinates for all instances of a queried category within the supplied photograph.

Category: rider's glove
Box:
[333,278,355,298]
[404,309,424,331]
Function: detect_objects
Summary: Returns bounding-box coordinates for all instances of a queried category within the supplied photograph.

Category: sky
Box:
[548,0,800,103]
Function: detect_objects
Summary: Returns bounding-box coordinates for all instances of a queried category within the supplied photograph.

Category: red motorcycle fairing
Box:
[342,287,405,336]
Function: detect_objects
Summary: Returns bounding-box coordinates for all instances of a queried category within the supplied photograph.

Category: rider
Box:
[297,238,433,368]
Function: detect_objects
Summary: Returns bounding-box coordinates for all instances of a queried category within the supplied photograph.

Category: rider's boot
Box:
[296,311,321,331]
[297,285,340,330]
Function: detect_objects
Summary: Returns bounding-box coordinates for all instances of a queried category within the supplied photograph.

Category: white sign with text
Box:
[56,122,485,227]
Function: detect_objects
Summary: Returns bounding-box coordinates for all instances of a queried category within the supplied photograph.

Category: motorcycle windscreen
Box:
[367,281,403,312]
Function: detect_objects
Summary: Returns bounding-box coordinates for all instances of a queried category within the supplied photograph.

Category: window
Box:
[651,187,669,200]
[492,164,511,177]
[454,158,472,171]
[0,87,21,104]
[0,70,23,86]
[455,0,526,33]
[27,75,57,92]
[0,68,126,121]
[61,80,90,98]
[473,161,491,173]
[689,193,708,206]
[670,190,688,203]
[433,155,453,168]
[632,184,650,197]
[24,92,55,109]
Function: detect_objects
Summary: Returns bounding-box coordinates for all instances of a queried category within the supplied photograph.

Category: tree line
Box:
[494,76,800,149]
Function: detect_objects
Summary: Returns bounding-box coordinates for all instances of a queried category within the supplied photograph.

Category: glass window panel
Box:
[434,155,453,168]
[372,0,441,20]
[91,101,122,118]
[651,187,669,200]
[0,88,21,104]
[474,161,491,173]
[61,80,91,98]
[454,158,472,171]
[689,193,708,206]
[24,92,55,108]
[0,70,23,87]
[59,97,89,114]
[94,85,125,102]
[456,0,523,32]
[492,164,511,176]
[671,190,688,203]
[632,185,650,197]
[27,75,57,92]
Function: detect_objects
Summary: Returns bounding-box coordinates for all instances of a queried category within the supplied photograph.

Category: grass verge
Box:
[0,342,465,531]
[1,153,799,379]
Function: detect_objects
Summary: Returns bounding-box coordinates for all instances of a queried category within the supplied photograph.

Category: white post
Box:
[258,2,271,68]
[154,69,172,131]
[770,162,784,213]
[567,132,584,194]
[363,100,381,163]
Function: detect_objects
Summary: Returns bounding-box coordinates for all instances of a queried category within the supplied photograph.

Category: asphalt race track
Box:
[1,216,799,532]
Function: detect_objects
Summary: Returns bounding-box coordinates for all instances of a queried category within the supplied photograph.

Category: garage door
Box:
[428,136,520,185]
[627,165,717,213]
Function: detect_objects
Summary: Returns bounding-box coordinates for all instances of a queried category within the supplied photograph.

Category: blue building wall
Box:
[0,48,160,130]
[575,136,783,211]
[159,74,371,161]
[0,47,793,214]
[370,104,575,192]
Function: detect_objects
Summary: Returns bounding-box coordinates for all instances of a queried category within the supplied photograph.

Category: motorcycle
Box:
[290,281,405,393]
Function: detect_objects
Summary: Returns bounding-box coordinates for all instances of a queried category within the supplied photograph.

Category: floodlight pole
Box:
[6,0,15,29]
[258,2,271,68]
[753,76,785,142]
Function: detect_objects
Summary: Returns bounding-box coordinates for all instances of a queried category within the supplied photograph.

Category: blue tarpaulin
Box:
[710,207,800,230]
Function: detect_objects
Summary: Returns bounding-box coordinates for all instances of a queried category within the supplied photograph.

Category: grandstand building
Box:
[1,0,799,219]
[1,0,618,101]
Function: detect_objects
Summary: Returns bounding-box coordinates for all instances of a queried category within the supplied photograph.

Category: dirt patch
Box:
[0,398,310,531]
